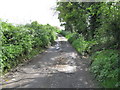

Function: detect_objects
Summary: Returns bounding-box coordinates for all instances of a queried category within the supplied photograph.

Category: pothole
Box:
[51,65,77,73]
[54,56,76,66]
[55,57,67,65]
[51,56,77,73]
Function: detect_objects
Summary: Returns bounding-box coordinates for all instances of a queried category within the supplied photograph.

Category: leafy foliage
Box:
[1,20,58,73]
[91,50,120,88]
[57,2,120,88]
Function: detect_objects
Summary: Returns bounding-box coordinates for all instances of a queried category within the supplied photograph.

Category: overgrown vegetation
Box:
[57,1,120,88]
[1,20,59,74]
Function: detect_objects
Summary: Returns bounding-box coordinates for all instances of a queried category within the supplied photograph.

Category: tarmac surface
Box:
[1,35,99,88]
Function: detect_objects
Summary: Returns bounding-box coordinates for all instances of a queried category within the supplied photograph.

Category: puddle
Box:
[52,65,77,73]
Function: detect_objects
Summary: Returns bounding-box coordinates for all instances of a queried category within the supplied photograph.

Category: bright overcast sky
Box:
[0,0,61,28]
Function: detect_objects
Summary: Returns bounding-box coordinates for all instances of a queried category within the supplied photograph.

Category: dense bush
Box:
[60,30,71,37]
[1,20,57,73]
[72,37,96,55]
[61,31,97,55]
[68,33,79,44]
[72,35,88,55]
[91,50,120,88]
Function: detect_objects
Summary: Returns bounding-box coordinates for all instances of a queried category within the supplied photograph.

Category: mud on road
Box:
[1,35,100,88]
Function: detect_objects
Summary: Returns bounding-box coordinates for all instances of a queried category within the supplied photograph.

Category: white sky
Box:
[0,0,61,28]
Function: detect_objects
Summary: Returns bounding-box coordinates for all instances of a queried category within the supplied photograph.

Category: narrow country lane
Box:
[1,35,100,88]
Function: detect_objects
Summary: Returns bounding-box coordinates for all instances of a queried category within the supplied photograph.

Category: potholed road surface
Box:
[1,35,100,88]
